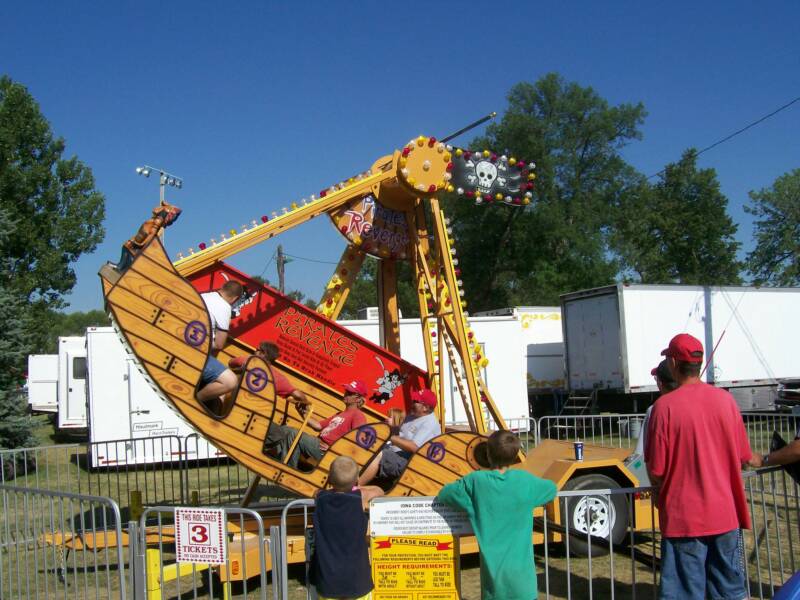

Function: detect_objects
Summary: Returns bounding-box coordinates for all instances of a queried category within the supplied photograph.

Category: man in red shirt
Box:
[241,343,368,469]
[283,379,368,469]
[645,333,753,599]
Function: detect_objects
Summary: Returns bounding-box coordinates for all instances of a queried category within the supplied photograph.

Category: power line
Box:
[256,250,276,281]
[284,252,339,265]
[647,94,800,180]
[696,95,800,157]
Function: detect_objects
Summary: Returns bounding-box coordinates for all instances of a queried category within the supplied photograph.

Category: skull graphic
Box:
[475,160,498,194]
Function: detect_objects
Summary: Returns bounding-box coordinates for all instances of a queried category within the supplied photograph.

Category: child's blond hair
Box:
[329,456,359,491]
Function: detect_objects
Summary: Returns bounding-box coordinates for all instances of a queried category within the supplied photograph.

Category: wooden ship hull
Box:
[100,238,488,498]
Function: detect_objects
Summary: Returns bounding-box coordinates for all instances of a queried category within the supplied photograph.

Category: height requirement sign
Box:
[370,497,472,600]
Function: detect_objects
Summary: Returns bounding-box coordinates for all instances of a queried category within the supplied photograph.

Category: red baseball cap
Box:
[343,380,368,396]
[411,388,437,409]
[661,333,704,363]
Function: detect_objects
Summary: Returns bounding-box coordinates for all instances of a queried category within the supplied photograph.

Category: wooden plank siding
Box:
[100,238,488,498]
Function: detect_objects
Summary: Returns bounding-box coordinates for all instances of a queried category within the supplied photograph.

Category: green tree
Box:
[0,76,105,310]
[0,207,35,450]
[745,168,800,286]
[0,286,35,450]
[35,309,111,353]
[612,149,741,284]
[444,73,646,308]
[0,76,105,449]
[340,257,419,320]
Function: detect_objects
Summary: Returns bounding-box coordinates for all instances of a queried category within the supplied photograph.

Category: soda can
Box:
[574,440,584,461]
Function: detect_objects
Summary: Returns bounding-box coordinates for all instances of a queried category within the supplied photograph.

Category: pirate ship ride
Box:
[100,131,536,498]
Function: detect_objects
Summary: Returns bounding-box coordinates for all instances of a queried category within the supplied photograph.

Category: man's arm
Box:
[289,389,308,404]
[212,330,228,352]
[293,393,324,430]
[762,439,800,467]
[389,436,419,453]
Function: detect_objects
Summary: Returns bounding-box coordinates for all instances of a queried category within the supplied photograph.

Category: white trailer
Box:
[26,354,59,413]
[57,336,87,429]
[338,313,530,428]
[561,284,800,411]
[473,307,565,393]
[85,327,224,467]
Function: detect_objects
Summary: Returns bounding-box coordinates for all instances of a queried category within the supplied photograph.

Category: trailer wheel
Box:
[561,473,628,557]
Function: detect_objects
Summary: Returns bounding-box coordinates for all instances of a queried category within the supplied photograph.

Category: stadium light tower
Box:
[135,165,183,205]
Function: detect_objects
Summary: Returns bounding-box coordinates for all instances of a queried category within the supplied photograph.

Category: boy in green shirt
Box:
[437,430,557,600]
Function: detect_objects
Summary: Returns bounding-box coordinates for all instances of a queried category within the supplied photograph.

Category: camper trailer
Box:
[56,336,87,429]
[84,327,224,467]
[26,354,58,414]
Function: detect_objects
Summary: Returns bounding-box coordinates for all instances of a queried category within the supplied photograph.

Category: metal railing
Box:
[537,414,646,448]
[0,484,127,599]
[270,467,798,600]
[1,420,798,598]
[536,412,800,455]
[1,465,796,598]
[742,413,800,454]
[138,506,270,599]
[0,435,257,512]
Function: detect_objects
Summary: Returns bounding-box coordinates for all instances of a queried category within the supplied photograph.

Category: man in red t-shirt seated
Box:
[285,380,369,468]
[228,341,308,410]
[235,342,369,470]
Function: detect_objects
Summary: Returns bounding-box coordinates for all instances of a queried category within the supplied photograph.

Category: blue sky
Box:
[2,1,798,312]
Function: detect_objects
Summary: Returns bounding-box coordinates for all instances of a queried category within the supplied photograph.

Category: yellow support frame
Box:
[163,137,515,437]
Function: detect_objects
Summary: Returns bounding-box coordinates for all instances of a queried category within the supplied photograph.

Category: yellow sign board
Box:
[371,534,460,599]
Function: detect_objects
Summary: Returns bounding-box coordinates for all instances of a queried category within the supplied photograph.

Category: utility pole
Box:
[277,245,286,294]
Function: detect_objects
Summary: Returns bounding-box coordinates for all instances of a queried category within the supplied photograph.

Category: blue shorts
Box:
[200,356,227,386]
[660,529,746,600]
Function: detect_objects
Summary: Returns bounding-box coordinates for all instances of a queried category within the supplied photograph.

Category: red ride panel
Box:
[188,263,427,416]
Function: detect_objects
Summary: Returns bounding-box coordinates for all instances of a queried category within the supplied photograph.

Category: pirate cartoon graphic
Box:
[370,356,407,405]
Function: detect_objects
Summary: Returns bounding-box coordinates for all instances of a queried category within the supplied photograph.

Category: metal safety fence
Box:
[270,467,798,600]
[0,467,797,598]
[537,412,800,454]
[0,484,127,599]
[138,506,272,600]
[0,434,258,511]
[537,414,646,449]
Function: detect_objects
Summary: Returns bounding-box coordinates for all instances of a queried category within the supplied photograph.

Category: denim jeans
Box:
[659,529,746,600]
